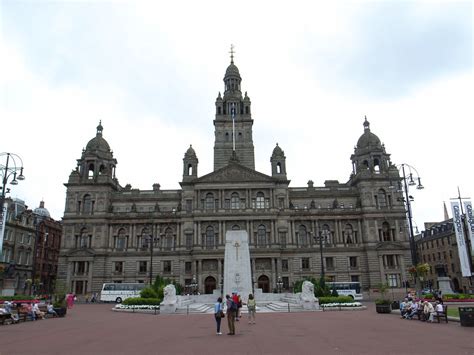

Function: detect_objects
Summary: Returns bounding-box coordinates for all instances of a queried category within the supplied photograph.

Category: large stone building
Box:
[416,219,473,293]
[0,199,61,295]
[58,58,412,296]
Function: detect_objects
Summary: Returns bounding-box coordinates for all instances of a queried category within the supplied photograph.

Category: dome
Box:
[272,143,284,156]
[225,63,241,78]
[34,201,50,218]
[185,144,196,157]
[85,121,111,152]
[356,118,382,149]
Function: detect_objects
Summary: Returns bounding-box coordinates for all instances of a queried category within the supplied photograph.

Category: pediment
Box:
[196,163,275,184]
[66,248,96,257]
[375,241,405,250]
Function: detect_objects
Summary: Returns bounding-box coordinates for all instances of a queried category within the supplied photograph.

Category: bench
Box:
[0,313,14,325]
[433,305,448,323]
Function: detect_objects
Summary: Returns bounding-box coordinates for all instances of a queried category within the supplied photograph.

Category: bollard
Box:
[187,305,189,315]
[154,307,157,315]
[288,303,290,313]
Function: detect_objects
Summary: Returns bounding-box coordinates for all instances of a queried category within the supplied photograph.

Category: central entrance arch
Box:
[204,276,216,294]
[258,275,270,293]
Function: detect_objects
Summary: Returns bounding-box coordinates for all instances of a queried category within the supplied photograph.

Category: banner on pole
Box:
[451,201,471,277]
[463,200,474,254]
[0,202,7,256]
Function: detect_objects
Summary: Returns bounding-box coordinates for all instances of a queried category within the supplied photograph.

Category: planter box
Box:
[459,307,474,327]
[54,307,67,317]
[375,304,392,314]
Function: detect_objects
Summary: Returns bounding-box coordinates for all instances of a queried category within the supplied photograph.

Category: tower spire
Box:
[229,44,235,64]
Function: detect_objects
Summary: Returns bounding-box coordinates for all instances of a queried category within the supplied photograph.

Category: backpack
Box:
[229,300,238,312]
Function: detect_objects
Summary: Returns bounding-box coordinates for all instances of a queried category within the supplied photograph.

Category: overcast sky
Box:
[1,0,472,231]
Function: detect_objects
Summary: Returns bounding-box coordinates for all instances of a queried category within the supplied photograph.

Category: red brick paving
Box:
[0,303,472,355]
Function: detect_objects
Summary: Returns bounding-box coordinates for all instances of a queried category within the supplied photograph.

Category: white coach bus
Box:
[326,282,363,300]
[99,283,146,303]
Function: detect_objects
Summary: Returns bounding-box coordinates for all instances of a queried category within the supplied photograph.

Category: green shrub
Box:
[140,287,158,299]
[319,296,354,304]
[375,299,392,305]
[0,295,35,301]
[122,297,161,306]
[53,293,67,308]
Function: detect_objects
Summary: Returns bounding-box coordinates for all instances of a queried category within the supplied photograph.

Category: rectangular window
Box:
[279,232,286,248]
[185,233,193,250]
[278,198,284,209]
[224,199,230,209]
[351,275,360,282]
[185,199,193,213]
[114,261,123,274]
[164,260,171,273]
[302,258,310,270]
[282,259,288,272]
[185,262,192,273]
[386,274,399,287]
[77,261,86,274]
[325,257,334,270]
[282,276,289,290]
[349,256,358,268]
[138,261,147,273]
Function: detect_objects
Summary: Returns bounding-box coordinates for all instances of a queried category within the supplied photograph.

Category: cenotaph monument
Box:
[223,230,252,298]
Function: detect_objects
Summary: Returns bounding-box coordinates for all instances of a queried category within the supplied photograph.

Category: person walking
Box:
[214,297,224,335]
[247,293,256,324]
[66,293,75,309]
[225,294,236,335]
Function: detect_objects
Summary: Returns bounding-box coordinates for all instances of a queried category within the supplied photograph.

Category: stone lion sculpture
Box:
[163,284,177,305]
[300,280,317,302]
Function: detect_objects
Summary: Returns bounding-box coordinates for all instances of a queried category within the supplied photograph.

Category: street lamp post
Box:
[0,152,25,258]
[276,276,283,293]
[145,234,160,285]
[391,164,424,266]
[190,275,198,295]
[313,230,328,280]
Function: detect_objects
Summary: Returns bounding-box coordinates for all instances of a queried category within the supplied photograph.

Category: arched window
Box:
[298,225,308,247]
[99,165,106,175]
[116,228,126,249]
[374,158,380,173]
[276,162,281,174]
[206,226,215,249]
[378,189,387,208]
[205,193,215,210]
[321,224,331,244]
[83,194,92,214]
[165,228,173,250]
[232,224,240,230]
[345,224,354,244]
[231,193,240,209]
[80,227,89,248]
[88,163,94,179]
[257,225,266,247]
[140,227,151,249]
[362,160,369,170]
[255,192,265,209]
[245,106,249,114]
[381,222,391,241]
[187,164,193,176]
[218,107,222,115]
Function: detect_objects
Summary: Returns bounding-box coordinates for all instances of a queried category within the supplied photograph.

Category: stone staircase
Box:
[175,303,213,314]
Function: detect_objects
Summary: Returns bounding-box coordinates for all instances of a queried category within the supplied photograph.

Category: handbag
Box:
[219,310,225,318]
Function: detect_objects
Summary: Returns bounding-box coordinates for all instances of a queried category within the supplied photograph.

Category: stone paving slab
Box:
[0,303,472,355]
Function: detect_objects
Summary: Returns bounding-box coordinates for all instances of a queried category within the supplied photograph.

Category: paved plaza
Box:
[0,303,472,355]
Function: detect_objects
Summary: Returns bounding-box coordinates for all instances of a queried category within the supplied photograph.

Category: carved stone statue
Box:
[162,284,177,305]
[300,281,317,302]
[299,280,319,310]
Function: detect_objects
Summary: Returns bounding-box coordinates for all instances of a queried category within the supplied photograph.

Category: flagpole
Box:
[232,102,236,152]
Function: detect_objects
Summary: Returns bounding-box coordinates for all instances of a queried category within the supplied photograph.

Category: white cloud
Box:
[0,0,472,232]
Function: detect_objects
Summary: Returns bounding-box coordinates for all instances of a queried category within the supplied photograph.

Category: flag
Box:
[451,201,471,277]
